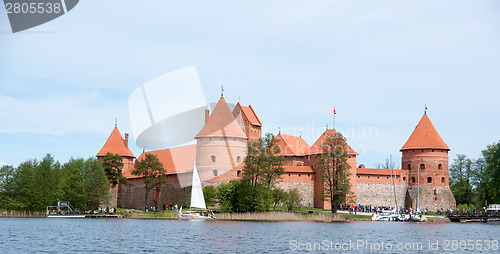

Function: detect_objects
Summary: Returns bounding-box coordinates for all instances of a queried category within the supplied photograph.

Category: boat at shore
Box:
[46,201,85,218]
[178,163,216,220]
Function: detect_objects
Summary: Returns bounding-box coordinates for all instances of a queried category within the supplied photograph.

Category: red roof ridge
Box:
[305,129,358,155]
[236,103,262,127]
[400,114,450,151]
[125,144,197,179]
[276,133,310,156]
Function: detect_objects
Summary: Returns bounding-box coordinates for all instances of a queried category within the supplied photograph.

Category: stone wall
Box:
[404,185,456,212]
[118,178,191,209]
[356,183,406,208]
[276,181,314,207]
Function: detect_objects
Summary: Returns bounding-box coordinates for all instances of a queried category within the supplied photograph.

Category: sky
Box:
[1,0,499,168]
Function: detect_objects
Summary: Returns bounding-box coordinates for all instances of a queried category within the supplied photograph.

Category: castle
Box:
[97,95,456,211]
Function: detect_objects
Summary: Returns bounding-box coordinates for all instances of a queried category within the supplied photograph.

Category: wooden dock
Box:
[85,214,123,219]
[447,212,500,223]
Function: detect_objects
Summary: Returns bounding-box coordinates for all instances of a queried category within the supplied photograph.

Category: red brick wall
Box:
[402,149,449,187]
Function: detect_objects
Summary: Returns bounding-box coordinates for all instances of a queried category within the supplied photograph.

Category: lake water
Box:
[0,218,498,253]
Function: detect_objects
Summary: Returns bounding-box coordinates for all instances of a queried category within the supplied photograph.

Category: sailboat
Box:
[178,163,216,220]
[372,160,400,222]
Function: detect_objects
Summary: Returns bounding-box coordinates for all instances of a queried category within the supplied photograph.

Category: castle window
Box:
[411,177,415,183]
[237,170,241,177]
[403,177,406,181]
[420,164,425,170]
[298,174,301,177]
[427,177,432,183]
[211,155,216,163]
[386,177,389,179]
[237,156,241,163]
[358,176,360,178]
[441,177,445,183]
[368,176,370,178]
[308,174,310,177]
[213,170,218,176]
[408,164,411,170]
[438,164,442,170]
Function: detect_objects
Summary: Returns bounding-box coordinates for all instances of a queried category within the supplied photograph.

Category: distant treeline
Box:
[449,140,500,210]
[0,154,109,211]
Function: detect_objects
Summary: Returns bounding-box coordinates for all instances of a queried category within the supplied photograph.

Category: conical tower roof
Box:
[195,97,247,139]
[400,114,450,151]
[97,127,136,157]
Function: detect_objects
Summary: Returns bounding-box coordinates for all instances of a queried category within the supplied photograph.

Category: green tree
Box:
[480,141,500,204]
[472,157,489,208]
[203,185,217,207]
[216,180,237,212]
[242,133,286,188]
[449,154,475,205]
[0,165,16,209]
[215,179,272,212]
[27,154,64,211]
[11,160,36,210]
[131,154,166,208]
[284,188,302,212]
[82,157,109,210]
[61,158,85,210]
[101,153,129,187]
[315,132,352,214]
[271,188,287,210]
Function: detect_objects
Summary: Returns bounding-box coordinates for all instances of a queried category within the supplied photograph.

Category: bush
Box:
[284,189,302,212]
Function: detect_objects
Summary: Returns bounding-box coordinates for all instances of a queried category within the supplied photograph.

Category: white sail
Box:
[190,163,206,210]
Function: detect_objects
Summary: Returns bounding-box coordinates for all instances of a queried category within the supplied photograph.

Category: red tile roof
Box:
[305,129,358,155]
[96,127,135,158]
[275,133,310,156]
[400,114,450,151]
[195,98,247,139]
[284,166,315,173]
[239,104,262,127]
[123,144,196,179]
[356,168,404,176]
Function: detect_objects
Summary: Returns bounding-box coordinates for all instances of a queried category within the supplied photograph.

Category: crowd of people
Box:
[144,203,179,213]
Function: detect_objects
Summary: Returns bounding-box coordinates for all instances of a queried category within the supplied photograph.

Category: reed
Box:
[0,210,45,218]
[216,212,345,222]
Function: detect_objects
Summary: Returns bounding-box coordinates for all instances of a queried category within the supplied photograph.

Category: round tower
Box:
[400,113,456,211]
[195,96,247,182]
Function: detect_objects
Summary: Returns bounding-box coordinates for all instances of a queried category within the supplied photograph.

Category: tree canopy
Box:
[449,140,500,208]
[0,154,109,211]
[315,132,352,214]
[131,154,167,208]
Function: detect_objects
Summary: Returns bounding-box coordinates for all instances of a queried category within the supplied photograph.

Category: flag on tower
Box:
[334,106,337,115]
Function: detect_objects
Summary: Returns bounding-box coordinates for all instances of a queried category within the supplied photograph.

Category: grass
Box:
[339,213,372,220]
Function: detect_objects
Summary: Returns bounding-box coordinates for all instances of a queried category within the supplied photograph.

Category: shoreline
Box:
[1,210,450,222]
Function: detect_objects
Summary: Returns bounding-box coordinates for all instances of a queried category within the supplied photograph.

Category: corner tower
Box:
[400,113,456,211]
[96,125,136,208]
[195,96,248,182]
